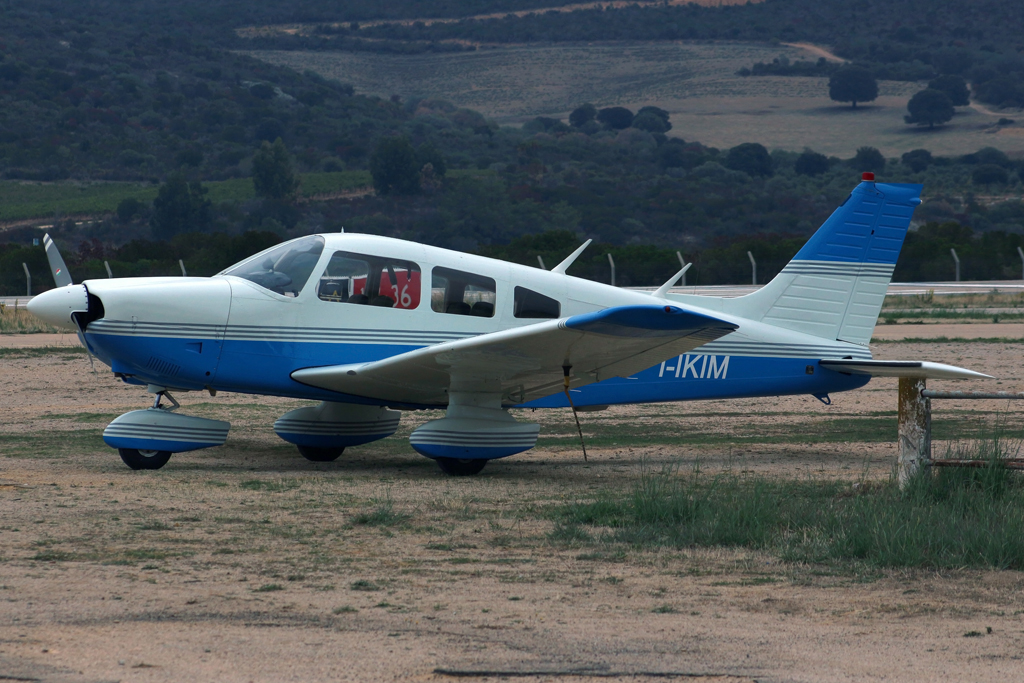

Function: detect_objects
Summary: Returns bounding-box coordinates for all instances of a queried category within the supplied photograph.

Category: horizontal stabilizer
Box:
[292,304,738,406]
[820,359,991,380]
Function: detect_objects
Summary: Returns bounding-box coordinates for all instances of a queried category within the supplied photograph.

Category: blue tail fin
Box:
[790,181,923,265]
[715,179,923,345]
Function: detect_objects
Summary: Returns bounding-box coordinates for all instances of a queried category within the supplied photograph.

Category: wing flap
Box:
[292,305,738,405]
[820,359,991,380]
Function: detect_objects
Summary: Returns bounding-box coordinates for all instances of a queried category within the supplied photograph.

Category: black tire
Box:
[435,457,488,476]
[118,448,172,470]
[298,445,345,462]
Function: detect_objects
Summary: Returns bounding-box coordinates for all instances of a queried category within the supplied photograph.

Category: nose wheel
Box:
[118,448,172,470]
[104,388,231,471]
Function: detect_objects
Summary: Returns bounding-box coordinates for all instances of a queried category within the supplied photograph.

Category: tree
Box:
[416,142,447,177]
[252,138,299,200]
[369,136,420,195]
[150,172,211,237]
[596,106,634,130]
[905,89,954,129]
[928,75,970,107]
[972,164,1009,186]
[724,143,773,177]
[828,66,879,108]
[901,149,933,173]
[794,150,830,176]
[970,146,1011,167]
[852,147,886,173]
[569,103,597,127]
[633,106,672,133]
[255,118,285,142]
[116,197,145,222]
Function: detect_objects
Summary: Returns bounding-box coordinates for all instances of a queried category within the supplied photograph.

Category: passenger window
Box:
[318,251,421,309]
[514,286,560,319]
[431,267,496,317]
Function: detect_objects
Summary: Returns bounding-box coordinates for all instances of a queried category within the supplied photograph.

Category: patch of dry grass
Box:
[0,305,59,333]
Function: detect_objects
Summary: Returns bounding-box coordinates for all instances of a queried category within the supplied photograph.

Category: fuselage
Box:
[76,233,870,409]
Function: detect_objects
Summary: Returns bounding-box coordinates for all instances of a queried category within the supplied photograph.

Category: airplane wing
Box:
[292,305,738,405]
[820,359,991,380]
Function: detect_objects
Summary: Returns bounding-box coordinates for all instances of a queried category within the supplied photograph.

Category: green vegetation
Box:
[2,1,1023,296]
[828,66,878,109]
[0,171,369,222]
[252,139,300,201]
[552,443,1024,569]
[905,89,955,129]
[343,0,1024,110]
[0,306,61,333]
[253,583,285,592]
[538,413,1010,450]
[352,490,408,527]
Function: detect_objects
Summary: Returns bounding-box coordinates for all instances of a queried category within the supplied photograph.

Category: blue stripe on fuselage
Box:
[85,332,870,409]
[521,355,868,408]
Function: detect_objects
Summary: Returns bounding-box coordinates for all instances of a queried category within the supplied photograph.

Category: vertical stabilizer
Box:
[719,179,922,345]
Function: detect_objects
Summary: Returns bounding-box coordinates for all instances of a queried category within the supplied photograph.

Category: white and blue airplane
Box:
[28,175,986,475]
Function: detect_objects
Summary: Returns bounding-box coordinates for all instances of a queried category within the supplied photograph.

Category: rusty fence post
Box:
[897,377,931,488]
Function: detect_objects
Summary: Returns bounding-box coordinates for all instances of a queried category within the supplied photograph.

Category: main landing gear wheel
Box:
[297,445,345,462]
[435,458,488,477]
[118,448,172,470]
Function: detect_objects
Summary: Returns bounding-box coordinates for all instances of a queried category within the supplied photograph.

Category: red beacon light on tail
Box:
[862,172,875,182]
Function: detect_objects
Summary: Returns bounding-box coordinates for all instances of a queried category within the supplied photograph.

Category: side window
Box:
[318,251,421,309]
[431,267,496,317]
[514,286,560,319]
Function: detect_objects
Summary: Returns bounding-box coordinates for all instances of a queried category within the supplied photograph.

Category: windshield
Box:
[221,236,325,297]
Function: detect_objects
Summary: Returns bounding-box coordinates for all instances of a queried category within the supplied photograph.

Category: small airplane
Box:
[28,174,988,475]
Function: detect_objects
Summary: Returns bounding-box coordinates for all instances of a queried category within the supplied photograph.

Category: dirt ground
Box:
[2,325,1024,682]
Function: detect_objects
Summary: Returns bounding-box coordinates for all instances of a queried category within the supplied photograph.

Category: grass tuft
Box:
[352,488,408,527]
[552,443,1024,570]
[239,479,301,492]
[253,583,284,592]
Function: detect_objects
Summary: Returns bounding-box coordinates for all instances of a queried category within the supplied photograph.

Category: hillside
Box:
[1,0,1023,296]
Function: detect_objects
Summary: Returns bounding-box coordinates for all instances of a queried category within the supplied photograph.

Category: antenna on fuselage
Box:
[652,263,692,299]
[551,239,592,275]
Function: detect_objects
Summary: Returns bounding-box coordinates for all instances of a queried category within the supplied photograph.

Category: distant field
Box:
[246,41,1024,157]
[239,0,762,35]
[0,171,371,224]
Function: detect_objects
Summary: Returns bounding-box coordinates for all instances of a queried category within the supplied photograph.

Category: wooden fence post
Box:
[897,377,931,488]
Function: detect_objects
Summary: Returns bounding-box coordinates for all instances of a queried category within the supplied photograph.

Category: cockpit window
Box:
[318,251,421,309]
[431,267,496,317]
[221,236,325,297]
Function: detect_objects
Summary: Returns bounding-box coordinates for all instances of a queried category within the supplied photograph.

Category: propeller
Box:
[43,233,73,287]
[29,235,96,367]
